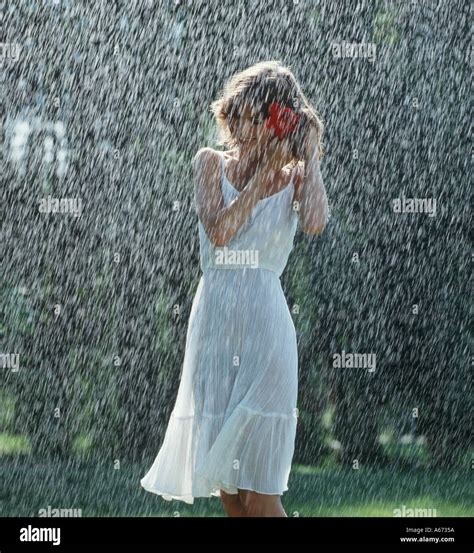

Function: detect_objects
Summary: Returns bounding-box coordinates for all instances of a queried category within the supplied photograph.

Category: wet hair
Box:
[210,60,325,162]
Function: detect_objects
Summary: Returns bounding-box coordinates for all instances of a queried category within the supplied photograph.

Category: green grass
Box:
[0,433,31,455]
[0,457,472,517]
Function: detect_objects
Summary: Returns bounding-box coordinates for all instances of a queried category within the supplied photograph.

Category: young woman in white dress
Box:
[140,60,329,517]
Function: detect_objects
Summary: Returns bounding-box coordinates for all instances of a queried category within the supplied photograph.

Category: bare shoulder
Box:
[192,148,223,200]
[193,148,225,217]
[192,147,222,173]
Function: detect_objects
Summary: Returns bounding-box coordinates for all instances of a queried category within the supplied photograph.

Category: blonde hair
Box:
[210,60,325,161]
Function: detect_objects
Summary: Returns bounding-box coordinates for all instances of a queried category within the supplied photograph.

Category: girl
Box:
[141,60,329,517]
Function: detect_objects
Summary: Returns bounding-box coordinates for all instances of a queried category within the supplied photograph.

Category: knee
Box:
[220,490,245,517]
[220,490,240,508]
[240,491,266,517]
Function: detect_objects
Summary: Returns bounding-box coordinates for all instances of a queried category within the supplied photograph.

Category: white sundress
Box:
[140,150,300,504]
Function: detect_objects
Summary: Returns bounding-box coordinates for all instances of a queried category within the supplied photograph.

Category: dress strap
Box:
[219,150,225,174]
[219,151,225,195]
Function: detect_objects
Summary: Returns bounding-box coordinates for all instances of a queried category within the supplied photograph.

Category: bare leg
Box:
[220,489,245,517]
[239,490,287,517]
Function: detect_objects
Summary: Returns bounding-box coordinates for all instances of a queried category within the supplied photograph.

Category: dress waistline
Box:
[202,266,280,278]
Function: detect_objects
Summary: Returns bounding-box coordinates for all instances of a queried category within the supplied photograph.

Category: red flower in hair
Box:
[265,102,300,139]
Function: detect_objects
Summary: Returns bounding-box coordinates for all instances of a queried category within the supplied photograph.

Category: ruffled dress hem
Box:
[140,403,296,505]
[140,480,288,506]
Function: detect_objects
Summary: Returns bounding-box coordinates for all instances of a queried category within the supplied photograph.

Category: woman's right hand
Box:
[241,148,269,196]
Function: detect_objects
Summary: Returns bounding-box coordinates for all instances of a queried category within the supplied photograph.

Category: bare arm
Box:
[193,148,266,247]
[293,130,329,234]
